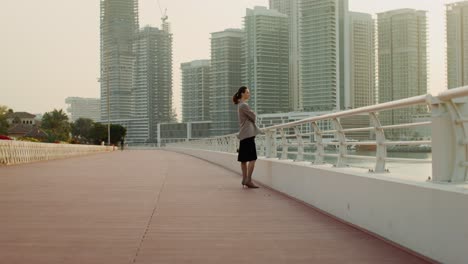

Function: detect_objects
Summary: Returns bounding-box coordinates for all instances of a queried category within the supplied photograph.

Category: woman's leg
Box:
[241,162,247,185]
[247,160,256,179]
[246,160,259,188]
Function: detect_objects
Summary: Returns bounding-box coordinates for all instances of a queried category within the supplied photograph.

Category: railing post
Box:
[211,139,216,151]
[265,130,277,159]
[431,96,468,183]
[272,130,277,158]
[186,122,191,142]
[312,122,324,164]
[294,127,304,162]
[332,118,346,168]
[280,128,288,160]
[219,138,224,152]
[370,112,386,173]
[265,130,271,158]
[225,138,228,153]
[265,130,272,158]
[256,135,265,157]
[230,135,237,153]
[157,123,161,148]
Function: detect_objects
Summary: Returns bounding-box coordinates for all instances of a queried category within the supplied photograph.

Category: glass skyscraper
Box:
[210,29,243,136]
[300,0,350,112]
[181,60,211,122]
[447,1,468,89]
[378,9,428,138]
[243,6,290,114]
[349,12,375,109]
[269,0,301,111]
[132,24,173,143]
[100,0,139,121]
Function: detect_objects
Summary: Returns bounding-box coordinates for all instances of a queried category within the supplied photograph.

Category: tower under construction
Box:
[100,0,139,122]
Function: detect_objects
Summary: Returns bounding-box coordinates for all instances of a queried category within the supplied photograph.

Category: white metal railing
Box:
[168,86,468,183]
[0,141,115,165]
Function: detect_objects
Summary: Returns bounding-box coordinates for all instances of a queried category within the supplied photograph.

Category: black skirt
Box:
[238,136,257,162]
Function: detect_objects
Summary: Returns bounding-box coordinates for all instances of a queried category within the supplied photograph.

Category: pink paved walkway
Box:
[0,150,433,264]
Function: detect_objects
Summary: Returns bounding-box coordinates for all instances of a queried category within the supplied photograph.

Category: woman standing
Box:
[232,86,261,188]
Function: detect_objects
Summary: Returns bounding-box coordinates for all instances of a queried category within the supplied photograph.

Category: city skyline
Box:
[0,0,461,117]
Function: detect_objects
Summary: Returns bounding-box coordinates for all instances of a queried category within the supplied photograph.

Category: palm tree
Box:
[41,109,70,142]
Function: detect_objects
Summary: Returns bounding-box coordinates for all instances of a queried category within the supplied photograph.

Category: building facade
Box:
[210,29,244,136]
[269,0,301,111]
[131,24,173,143]
[377,9,428,138]
[300,0,350,112]
[447,1,468,89]
[65,97,101,122]
[243,6,290,114]
[181,60,211,122]
[158,121,211,146]
[349,12,375,109]
[100,0,139,121]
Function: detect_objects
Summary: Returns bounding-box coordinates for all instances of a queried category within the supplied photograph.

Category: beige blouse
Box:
[237,101,262,141]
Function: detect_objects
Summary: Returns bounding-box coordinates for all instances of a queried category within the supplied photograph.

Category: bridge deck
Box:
[0,150,432,263]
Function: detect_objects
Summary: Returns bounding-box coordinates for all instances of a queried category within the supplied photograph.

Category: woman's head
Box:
[232,86,250,104]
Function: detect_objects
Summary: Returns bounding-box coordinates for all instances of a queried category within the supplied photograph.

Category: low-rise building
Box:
[6,112,36,126]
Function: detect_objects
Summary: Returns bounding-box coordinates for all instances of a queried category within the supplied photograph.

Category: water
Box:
[351,150,431,160]
[278,148,432,170]
[281,149,431,161]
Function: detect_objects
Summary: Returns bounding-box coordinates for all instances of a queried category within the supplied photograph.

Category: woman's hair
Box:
[232,86,248,105]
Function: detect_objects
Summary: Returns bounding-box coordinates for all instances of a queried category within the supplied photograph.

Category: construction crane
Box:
[157,0,168,23]
[161,8,168,23]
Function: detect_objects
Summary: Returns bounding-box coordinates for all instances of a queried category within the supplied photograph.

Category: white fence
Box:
[168,86,468,183]
[0,141,115,165]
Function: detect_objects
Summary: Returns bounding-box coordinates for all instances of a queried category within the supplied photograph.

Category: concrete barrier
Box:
[167,147,468,264]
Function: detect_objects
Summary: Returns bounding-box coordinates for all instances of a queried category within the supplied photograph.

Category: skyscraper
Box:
[378,9,427,137]
[300,0,350,112]
[447,1,468,89]
[210,29,243,136]
[132,23,173,143]
[243,6,289,114]
[349,12,375,108]
[65,97,101,122]
[269,0,301,111]
[100,0,139,121]
[181,60,211,122]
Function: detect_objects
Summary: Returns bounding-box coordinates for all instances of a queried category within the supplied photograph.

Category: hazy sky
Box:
[0,0,461,117]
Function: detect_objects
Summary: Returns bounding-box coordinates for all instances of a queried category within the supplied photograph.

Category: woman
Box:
[232,86,261,188]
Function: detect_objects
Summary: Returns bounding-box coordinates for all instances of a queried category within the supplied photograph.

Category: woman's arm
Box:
[239,103,257,122]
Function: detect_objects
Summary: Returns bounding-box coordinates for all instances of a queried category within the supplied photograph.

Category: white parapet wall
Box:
[0,140,115,165]
[167,147,468,264]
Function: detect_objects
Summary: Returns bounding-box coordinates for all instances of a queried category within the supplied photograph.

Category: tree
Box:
[90,123,107,145]
[89,123,126,145]
[71,118,94,143]
[110,124,126,144]
[0,105,10,135]
[41,109,71,142]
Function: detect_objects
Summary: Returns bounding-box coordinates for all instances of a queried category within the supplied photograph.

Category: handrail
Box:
[437,85,468,100]
[167,86,468,183]
[265,94,431,131]
[0,141,114,165]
